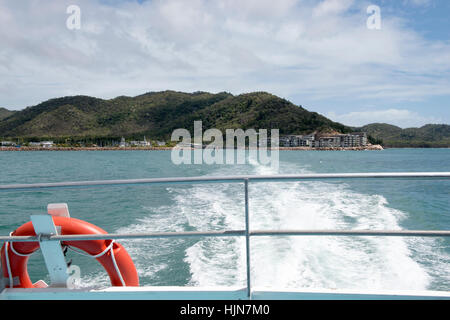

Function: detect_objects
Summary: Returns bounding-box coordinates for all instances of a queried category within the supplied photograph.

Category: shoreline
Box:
[279,145,384,151]
[0,146,173,151]
[0,145,384,151]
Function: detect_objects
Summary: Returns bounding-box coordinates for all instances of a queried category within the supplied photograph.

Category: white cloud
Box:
[313,0,355,17]
[0,0,449,115]
[327,109,443,128]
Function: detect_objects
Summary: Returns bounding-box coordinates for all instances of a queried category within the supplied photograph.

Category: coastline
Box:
[0,146,173,151]
[0,145,384,151]
[278,144,384,151]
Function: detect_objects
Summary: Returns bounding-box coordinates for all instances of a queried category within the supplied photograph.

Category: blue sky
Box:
[0,0,449,128]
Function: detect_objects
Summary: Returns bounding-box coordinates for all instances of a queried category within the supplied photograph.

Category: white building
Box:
[141,137,151,146]
[280,132,367,148]
[127,137,151,147]
[119,137,127,148]
[28,141,54,148]
[318,136,341,148]
[279,134,316,147]
[339,132,367,147]
[41,141,54,148]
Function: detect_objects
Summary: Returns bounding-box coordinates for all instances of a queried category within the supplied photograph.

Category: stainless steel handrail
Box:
[0,172,449,191]
[1,172,449,296]
[1,229,449,243]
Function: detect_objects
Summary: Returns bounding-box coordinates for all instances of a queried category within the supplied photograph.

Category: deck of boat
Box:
[2,286,450,300]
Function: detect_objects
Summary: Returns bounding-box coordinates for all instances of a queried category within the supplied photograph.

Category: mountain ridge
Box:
[1,92,448,147]
[356,123,450,148]
[0,91,352,142]
[0,107,15,121]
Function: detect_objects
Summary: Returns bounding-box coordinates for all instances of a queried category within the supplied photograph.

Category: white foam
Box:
[179,157,434,291]
[76,153,448,291]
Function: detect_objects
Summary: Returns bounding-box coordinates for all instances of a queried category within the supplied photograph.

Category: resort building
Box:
[279,132,367,148]
[318,136,341,148]
[28,141,54,148]
[41,141,54,148]
[279,135,316,147]
[119,137,128,148]
[130,137,152,147]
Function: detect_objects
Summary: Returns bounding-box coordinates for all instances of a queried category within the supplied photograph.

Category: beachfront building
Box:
[279,135,314,147]
[302,134,315,147]
[280,132,368,148]
[41,141,54,148]
[130,137,152,147]
[279,136,291,147]
[141,137,151,147]
[335,132,367,147]
[318,136,341,148]
[349,132,367,147]
[27,141,54,148]
[318,133,368,148]
[156,141,166,147]
[119,137,128,148]
[1,141,15,146]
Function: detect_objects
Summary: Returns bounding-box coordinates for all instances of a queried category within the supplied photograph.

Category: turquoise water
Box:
[0,149,449,291]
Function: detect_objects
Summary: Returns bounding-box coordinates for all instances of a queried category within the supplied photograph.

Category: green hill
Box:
[0,107,15,121]
[2,91,448,147]
[0,91,352,142]
[357,123,450,147]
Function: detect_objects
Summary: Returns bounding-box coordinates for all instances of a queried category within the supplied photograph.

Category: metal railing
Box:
[1,172,450,297]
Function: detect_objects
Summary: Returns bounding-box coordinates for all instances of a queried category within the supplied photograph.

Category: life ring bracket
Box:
[1,214,139,288]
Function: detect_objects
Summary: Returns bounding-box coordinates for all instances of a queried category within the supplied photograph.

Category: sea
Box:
[0,148,449,291]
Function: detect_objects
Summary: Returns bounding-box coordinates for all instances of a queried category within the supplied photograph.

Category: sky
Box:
[0,0,449,128]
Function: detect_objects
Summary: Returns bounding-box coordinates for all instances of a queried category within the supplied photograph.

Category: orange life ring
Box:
[1,216,139,288]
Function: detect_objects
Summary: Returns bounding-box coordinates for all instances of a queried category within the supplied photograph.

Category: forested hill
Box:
[357,123,450,148]
[0,107,15,121]
[2,91,448,147]
[0,91,352,141]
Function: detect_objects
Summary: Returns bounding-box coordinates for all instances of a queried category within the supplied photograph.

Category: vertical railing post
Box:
[244,178,251,298]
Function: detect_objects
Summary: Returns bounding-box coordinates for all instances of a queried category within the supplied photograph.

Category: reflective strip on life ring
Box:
[1,216,139,288]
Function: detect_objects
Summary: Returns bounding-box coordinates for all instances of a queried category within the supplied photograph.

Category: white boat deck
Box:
[2,286,450,300]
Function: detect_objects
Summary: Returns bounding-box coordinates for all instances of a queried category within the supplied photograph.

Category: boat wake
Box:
[85,156,448,291]
[179,160,432,290]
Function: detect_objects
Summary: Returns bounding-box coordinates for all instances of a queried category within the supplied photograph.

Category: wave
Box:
[179,157,432,290]
[80,153,448,291]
